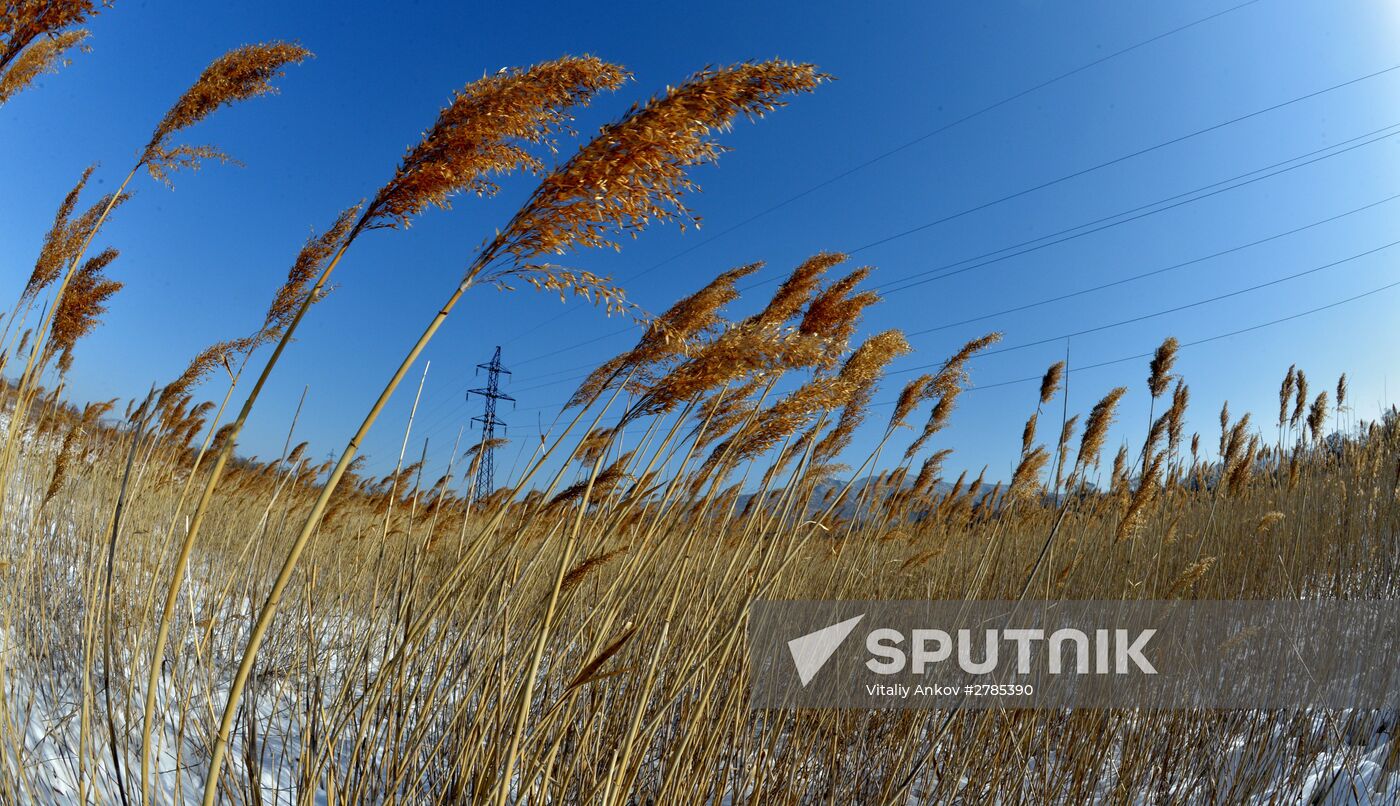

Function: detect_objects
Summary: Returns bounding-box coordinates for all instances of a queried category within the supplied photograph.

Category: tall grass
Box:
[3,22,1399,806]
[0,1,107,106]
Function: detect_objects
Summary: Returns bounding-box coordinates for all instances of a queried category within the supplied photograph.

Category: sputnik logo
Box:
[787,614,865,686]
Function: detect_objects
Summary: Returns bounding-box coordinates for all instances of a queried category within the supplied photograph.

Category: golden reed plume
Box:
[901,332,1003,459]
[48,246,120,374]
[0,27,88,105]
[1147,336,1179,398]
[141,42,312,183]
[1039,360,1066,407]
[812,329,911,462]
[1291,369,1309,429]
[0,0,106,102]
[1307,391,1329,443]
[23,167,129,301]
[568,262,757,407]
[801,262,880,368]
[368,56,630,229]
[1076,386,1128,475]
[1278,364,1297,428]
[613,251,845,423]
[481,61,827,312]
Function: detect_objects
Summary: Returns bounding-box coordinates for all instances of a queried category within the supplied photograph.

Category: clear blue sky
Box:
[4,0,1400,487]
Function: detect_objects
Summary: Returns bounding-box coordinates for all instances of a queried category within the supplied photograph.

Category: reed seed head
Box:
[1053,414,1080,490]
[1039,360,1065,407]
[143,42,312,183]
[569,262,757,407]
[1307,391,1328,443]
[1165,380,1189,454]
[1167,557,1216,598]
[576,426,617,465]
[1219,401,1230,455]
[25,166,92,299]
[1278,364,1296,428]
[1147,336,1178,398]
[1291,370,1308,429]
[368,56,628,230]
[1226,434,1258,496]
[1007,446,1049,504]
[754,252,843,332]
[910,449,952,498]
[900,332,1002,459]
[904,393,955,460]
[1256,511,1284,535]
[889,373,935,432]
[260,204,362,340]
[561,546,630,594]
[812,329,910,462]
[549,449,635,508]
[158,338,250,415]
[477,62,825,333]
[1109,445,1131,496]
[1,0,104,73]
[50,246,121,373]
[1076,386,1127,473]
[487,60,825,292]
[0,27,87,105]
[1,1,104,38]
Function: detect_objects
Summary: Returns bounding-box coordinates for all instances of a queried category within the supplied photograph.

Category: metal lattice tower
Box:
[467,346,513,502]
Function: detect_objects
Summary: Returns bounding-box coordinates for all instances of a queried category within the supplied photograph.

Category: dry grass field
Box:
[3,2,1399,804]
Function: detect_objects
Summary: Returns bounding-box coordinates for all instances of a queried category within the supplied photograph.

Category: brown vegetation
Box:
[2,15,1396,806]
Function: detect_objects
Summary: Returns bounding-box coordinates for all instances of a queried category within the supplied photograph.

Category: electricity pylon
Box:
[467,346,513,503]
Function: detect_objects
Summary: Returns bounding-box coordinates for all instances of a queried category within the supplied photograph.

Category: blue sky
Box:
[4,0,1400,487]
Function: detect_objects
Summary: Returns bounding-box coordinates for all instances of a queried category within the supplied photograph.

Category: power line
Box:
[499,0,1267,346]
[415,227,1395,442]
[831,61,1400,261]
[414,276,1400,478]
[519,275,1400,422]
[493,179,1400,399]
[471,230,1397,431]
[909,196,1400,335]
[516,334,632,368]
[436,20,1400,440]
[889,237,1400,373]
[870,122,1400,295]
[490,235,1398,421]
[623,0,1270,284]
[923,276,1400,398]
[506,97,1400,375]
